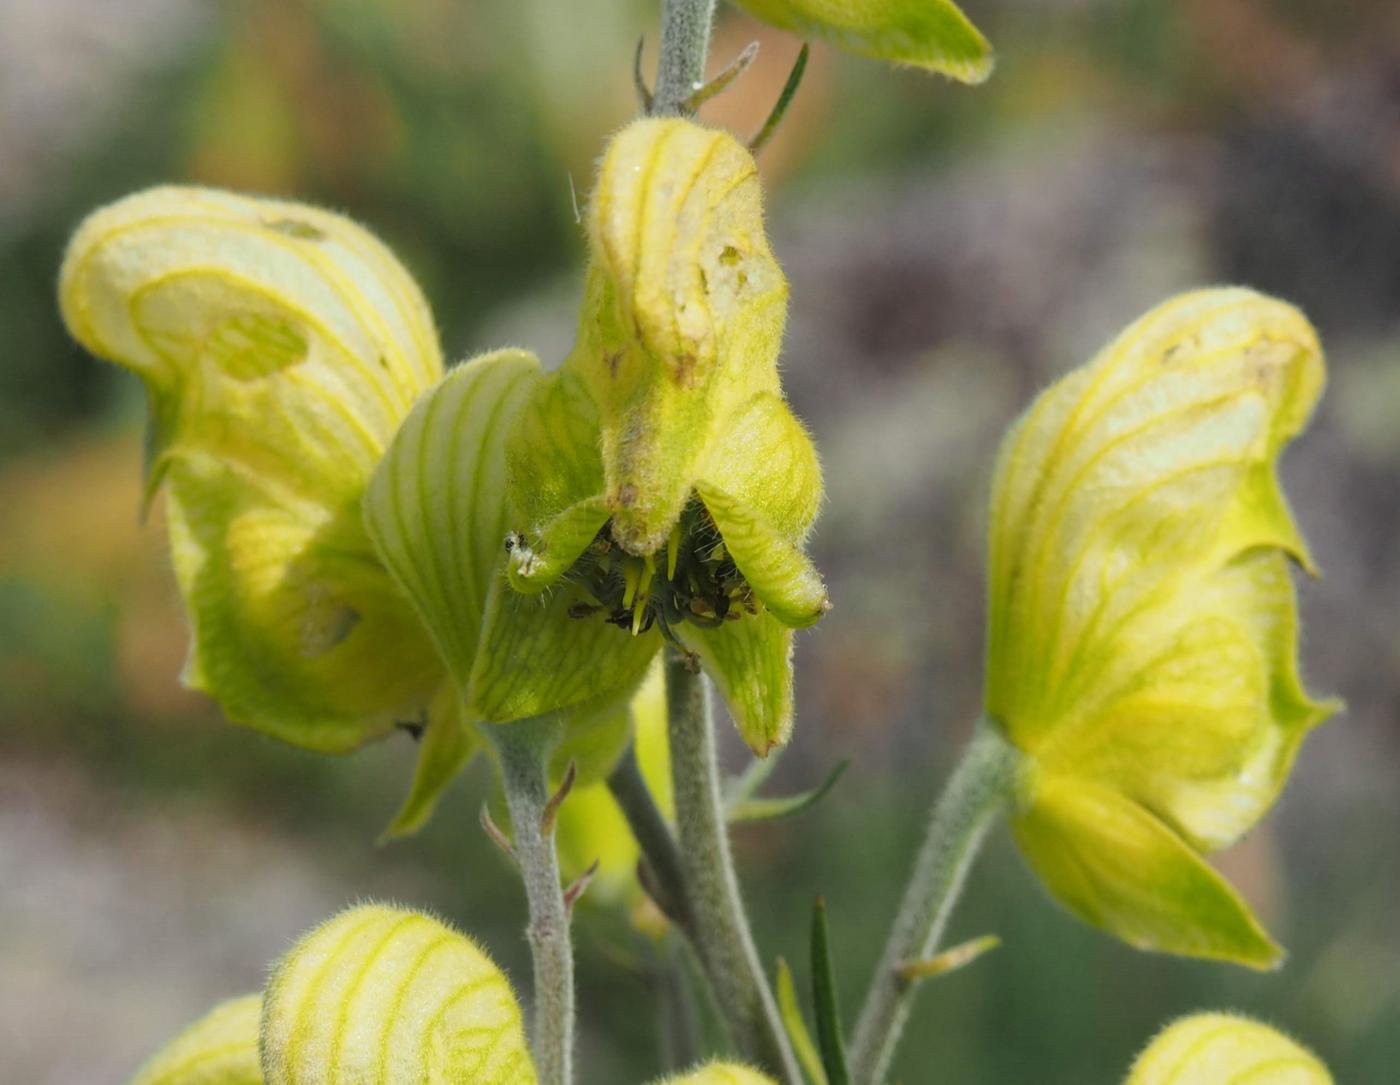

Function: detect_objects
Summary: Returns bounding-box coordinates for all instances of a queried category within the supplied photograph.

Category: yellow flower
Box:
[1124,1014,1332,1084]
[492,117,826,755]
[262,905,536,1085]
[985,288,1337,967]
[59,187,443,755]
[653,1064,777,1084]
[365,118,827,757]
[129,994,262,1085]
[731,0,992,82]
[127,905,536,1084]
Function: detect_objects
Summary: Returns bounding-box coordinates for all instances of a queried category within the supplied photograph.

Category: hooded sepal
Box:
[59,185,445,752]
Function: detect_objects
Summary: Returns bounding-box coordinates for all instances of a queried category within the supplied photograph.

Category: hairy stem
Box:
[651,0,717,116]
[665,649,803,1084]
[488,717,574,1085]
[848,722,1020,1085]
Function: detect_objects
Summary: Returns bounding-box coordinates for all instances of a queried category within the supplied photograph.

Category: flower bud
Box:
[654,1064,777,1085]
[130,994,262,1085]
[733,0,992,82]
[261,904,534,1085]
[1125,1014,1332,1084]
[985,289,1337,967]
[472,118,828,754]
[58,187,443,753]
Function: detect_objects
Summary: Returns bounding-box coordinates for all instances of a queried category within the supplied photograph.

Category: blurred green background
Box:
[3,1,1400,1081]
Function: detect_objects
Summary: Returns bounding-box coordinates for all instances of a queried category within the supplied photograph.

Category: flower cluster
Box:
[59,116,828,837]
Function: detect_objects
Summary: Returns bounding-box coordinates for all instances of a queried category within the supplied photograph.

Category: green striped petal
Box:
[731,0,993,83]
[261,905,535,1085]
[1124,1014,1332,1084]
[58,186,445,752]
[130,994,263,1085]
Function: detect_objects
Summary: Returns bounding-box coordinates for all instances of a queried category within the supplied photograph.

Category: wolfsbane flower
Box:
[985,288,1337,968]
[59,187,444,755]
[1124,1013,1332,1084]
[500,116,828,757]
[57,188,643,838]
[366,117,829,757]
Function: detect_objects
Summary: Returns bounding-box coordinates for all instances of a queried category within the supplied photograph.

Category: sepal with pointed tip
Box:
[261,904,535,1085]
[731,0,993,83]
[129,994,263,1085]
[985,288,1337,967]
[1124,1014,1333,1085]
[59,186,444,752]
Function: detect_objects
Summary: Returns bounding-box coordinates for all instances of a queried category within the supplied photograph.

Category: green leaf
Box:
[776,957,828,1085]
[731,0,994,83]
[728,760,849,823]
[810,898,850,1085]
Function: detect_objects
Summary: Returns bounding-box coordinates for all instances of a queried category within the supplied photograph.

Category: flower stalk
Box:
[848,721,1020,1085]
[487,716,577,1085]
[652,0,718,116]
[665,649,803,1084]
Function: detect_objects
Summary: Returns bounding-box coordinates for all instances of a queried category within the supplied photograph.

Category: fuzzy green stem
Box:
[665,648,803,1084]
[488,717,574,1085]
[651,0,717,116]
[848,722,1020,1085]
